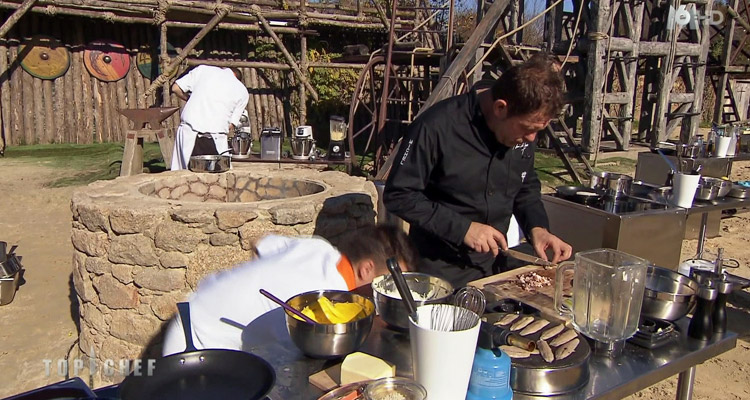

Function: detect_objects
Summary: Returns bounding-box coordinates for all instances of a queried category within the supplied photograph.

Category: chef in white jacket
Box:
[162,224,418,355]
[170,65,250,170]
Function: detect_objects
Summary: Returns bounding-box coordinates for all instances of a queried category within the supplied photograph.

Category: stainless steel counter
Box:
[240,307,736,400]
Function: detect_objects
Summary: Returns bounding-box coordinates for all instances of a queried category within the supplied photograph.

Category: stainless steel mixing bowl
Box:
[284,290,375,358]
[641,265,698,321]
[371,272,453,330]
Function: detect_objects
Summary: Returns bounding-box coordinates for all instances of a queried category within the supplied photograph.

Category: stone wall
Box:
[70,165,377,379]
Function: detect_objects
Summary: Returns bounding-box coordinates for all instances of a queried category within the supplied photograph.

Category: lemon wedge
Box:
[317,297,364,324]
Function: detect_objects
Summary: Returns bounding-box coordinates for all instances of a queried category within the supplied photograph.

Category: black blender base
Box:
[628,317,680,349]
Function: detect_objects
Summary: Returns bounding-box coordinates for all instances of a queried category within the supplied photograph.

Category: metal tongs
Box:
[502,248,556,269]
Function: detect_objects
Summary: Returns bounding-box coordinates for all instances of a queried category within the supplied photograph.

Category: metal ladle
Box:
[259,289,317,324]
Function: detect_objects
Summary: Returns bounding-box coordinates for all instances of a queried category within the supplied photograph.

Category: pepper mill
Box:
[712,280,733,334]
[688,285,718,341]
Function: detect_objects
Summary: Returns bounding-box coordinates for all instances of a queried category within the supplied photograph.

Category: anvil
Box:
[118,107,180,130]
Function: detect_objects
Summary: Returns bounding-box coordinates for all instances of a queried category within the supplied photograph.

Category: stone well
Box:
[70,164,377,369]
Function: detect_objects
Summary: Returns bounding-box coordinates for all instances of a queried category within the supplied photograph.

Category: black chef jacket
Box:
[383,88,550,288]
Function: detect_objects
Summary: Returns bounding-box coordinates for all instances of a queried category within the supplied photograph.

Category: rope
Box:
[103,12,116,23]
[154,0,169,25]
[561,0,586,68]
[43,5,57,15]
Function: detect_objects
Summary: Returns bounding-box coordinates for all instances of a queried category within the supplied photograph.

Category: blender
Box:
[554,249,649,357]
[327,116,347,160]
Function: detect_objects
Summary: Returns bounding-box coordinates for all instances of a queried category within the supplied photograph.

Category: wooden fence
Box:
[0,12,299,149]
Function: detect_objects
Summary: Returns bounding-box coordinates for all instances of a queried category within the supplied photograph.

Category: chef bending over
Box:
[162,224,418,355]
[170,65,250,171]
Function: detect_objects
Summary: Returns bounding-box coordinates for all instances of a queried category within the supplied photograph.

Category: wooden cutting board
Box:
[469,265,573,323]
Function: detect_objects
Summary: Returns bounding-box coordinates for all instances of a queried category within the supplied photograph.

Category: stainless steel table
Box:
[240,308,736,400]
[685,196,750,258]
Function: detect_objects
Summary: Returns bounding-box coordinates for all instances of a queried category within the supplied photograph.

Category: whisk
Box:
[429,304,480,332]
[453,286,486,317]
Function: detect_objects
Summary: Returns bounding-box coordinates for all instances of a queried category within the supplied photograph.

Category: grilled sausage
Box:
[540,324,564,341]
[554,338,580,360]
[510,315,535,331]
[550,329,578,347]
[537,339,555,363]
[499,345,531,359]
[520,319,550,336]
[497,313,519,326]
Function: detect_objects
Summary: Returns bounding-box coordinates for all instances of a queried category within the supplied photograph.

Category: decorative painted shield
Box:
[19,35,71,80]
[84,39,130,82]
[136,42,177,80]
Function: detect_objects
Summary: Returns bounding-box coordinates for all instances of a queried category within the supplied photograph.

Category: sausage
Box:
[499,345,531,359]
[554,338,580,360]
[510,315,535,331]
[540,324,564,341]
[496,313,519,326]
[520,319,550,336]
[537,339,555,363]
[550,329,578,347]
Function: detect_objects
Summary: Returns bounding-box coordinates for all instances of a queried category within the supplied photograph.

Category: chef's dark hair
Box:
[230,67,243,81]
[491,53,564,119]
[337,224,418,272]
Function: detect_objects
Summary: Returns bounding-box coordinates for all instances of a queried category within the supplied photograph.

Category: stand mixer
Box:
[231,111,253,158]
[291,125,316,160]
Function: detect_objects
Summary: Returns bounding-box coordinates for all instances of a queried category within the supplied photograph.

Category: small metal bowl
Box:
[371,273,453,330]
[701,177,732,198]
[364,377,427,400]
[641,265,698,321]
[694,183,719,201]
[285,290,375,358]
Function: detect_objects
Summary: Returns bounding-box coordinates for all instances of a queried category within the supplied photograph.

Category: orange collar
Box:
[336,255,357,290]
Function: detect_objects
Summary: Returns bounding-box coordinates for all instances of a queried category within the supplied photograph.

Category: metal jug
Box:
[554,249,648,357]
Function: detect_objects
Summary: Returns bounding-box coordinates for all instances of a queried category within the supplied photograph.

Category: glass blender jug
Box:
[328,116,347,160]
[554,249,649,357]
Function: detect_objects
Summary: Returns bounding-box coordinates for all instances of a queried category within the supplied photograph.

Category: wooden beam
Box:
[680,0,714,143]
[715,0,739,124]
[145,6,230,98]
[0,0,37,39]
[251,5,318,102]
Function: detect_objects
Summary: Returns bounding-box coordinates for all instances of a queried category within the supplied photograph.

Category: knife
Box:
[502,248,556,269]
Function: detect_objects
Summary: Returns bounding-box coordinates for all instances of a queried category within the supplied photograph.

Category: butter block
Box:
[340,352,395,385]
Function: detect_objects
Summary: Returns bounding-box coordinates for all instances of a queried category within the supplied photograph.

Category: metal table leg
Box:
[676,366,696,400]
[695,212,709,259]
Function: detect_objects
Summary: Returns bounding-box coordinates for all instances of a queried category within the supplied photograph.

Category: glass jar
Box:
[364,377,427,400]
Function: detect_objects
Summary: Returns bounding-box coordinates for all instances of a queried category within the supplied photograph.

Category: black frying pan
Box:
[119,303,275,400]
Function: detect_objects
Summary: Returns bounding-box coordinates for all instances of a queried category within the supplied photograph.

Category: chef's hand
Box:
[530,227,572,264]
[464,222,508,257]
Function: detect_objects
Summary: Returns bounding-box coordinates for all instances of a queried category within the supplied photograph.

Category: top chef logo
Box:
[43,347,156,378]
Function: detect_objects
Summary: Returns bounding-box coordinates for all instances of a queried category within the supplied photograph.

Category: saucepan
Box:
[188,154,231,173]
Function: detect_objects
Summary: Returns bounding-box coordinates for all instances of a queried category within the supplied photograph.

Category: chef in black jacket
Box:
[383,54,572,288]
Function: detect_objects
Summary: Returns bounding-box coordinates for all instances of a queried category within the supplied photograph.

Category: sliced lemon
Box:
[317,297,364,324]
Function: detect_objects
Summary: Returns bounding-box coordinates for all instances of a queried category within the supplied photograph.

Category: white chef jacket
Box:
[170,65,249,170]
[162,235,354,356]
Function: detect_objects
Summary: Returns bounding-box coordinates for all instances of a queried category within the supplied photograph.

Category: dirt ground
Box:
[0,156,749,399]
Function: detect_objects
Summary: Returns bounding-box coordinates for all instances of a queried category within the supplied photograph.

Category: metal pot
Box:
[604,173,633,198]
[694,183,719,201]
[371,273,453,330]
[588,171,609,190]
[188,155,231,173]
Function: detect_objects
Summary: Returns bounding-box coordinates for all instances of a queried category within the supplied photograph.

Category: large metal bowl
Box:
[371,273,453,330]
[641,265,698,321]
[188,155,231,173]
[285,290,375,359]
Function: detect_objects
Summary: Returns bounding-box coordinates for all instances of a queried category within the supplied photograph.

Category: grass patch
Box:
[3,143,166,187]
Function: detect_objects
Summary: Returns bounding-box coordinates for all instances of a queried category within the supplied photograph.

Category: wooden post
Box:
[299,0,308,124]
[251,5,318,101]
[581,0,611,154]
[72,24,85,143]
[0,0,37,39]
[713,0,738,125]
[159,22,170,106]
[617,0,645,150]
[680,0,714,143]
[0,36,11,148]
[145,6,229,98]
